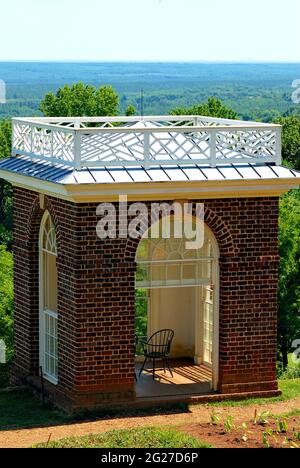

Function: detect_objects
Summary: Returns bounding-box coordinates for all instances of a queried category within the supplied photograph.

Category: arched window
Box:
[136,218,218,289]
[39,211,58,384]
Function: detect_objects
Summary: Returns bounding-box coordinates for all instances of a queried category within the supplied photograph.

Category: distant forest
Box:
[0,62,299,121]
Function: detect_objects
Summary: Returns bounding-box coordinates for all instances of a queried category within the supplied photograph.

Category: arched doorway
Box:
[39,211,58,385]
[135,217,219,394]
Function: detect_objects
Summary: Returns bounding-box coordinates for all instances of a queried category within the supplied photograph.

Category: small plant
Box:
[293,430,300,441]
[276,419,288,434]
[210,410,221,426]
[262,429,274,449]
[282,436,289,446]
[224,416,235,433]
[254,410,270,426]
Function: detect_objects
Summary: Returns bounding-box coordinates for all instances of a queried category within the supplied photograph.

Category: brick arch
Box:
[26,195,61,254]
[124,203,236,262]
[203,206,236,258]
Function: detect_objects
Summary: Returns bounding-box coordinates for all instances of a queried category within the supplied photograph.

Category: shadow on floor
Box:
[135,358,213,399]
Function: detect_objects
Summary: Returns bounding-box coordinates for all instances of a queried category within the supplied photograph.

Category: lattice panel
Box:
[148,131,210,162]
[13,122,75,163]
[81,131,145,163]
[80,130,212,164]
[13,123,32,153]
[216,129,277,160]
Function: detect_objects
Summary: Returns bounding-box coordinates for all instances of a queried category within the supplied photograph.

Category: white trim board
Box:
[1,169,300,203]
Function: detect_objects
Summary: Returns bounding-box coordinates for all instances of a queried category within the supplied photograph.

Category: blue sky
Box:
[0,0,299,62]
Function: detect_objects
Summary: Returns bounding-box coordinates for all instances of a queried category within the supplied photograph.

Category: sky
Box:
[0,0,299,62]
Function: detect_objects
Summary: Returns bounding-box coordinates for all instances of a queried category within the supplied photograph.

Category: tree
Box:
[274,116,300,170]
[278,189,300,368]
[0,120,11,157]
[170,97,238,120]
[0,244,13,387]
[0,120,13,249]
[126,104,137,116]
[40,82,119,117]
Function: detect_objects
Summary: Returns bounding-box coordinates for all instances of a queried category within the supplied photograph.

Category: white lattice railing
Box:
[11,116,282,169]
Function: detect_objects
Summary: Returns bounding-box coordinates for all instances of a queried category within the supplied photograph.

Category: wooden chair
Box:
[139,329,174,380]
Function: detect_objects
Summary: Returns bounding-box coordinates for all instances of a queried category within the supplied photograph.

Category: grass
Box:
[200,379,300,408]
[1,378,299,431]
[0,389,70,430]
[34,427,212,449]
[281,408,300,418]
[0,388,190,431]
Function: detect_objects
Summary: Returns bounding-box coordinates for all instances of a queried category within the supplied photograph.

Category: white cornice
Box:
[1,169,299,203]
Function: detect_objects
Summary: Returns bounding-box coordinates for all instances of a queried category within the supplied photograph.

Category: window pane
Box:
[151,264,165,284]
[167,264,181,282]
[43,253,58,312]
[44,312,58,381]
[183,263,196,281]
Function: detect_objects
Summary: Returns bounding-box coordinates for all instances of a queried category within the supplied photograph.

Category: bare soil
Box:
[182,416,300,449]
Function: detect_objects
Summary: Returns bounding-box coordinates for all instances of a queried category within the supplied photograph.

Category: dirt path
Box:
[1,398,300,448]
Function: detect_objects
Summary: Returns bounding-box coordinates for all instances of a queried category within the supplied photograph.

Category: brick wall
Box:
[12,187,279,408]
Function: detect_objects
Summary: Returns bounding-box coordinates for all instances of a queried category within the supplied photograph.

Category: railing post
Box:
[11,121,16,157]
[74,120,82,170]
[144,131,150,169]
[275,127,282,166]
[30,123,34,155]
[210,130,217,167]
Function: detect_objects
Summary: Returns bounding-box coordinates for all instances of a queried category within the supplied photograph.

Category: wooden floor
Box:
[135,358,212,399]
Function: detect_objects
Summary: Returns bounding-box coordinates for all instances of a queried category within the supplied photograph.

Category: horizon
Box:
[0,60,300,64]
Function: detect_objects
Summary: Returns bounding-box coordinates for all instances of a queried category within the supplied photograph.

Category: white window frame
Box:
[39,211,58,385]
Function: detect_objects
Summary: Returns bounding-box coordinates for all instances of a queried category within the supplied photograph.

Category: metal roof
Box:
[0,155,299,186]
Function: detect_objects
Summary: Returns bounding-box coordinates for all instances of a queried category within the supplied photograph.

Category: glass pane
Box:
[203,288,214,365]
[183,263,196,281]
[151,265,165,284]
[44,253,58,312]
[135,289,148,353]
[42,213,57,254]
[167,264,181,282]
[136,265,149,283]
[44,312,58,380]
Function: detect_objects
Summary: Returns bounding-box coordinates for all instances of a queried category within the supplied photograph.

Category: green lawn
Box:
[34,427,211,449]
[1,379,300,431]
[208,379,300,408]
[0,389,70,430]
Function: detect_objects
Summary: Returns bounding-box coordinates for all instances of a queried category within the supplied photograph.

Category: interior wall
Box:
[149,287,198,358]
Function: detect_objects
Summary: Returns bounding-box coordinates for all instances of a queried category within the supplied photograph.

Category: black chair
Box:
[139,329,174,380]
